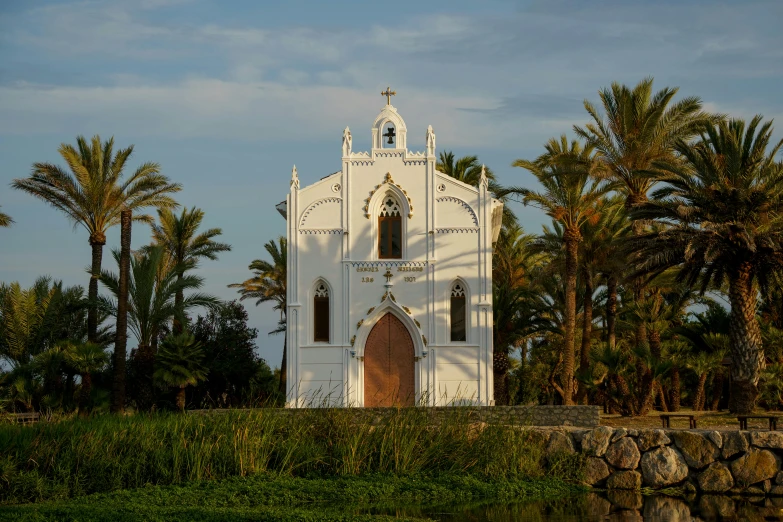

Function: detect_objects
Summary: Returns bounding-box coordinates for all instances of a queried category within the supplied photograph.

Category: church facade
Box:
[278,90,503,407]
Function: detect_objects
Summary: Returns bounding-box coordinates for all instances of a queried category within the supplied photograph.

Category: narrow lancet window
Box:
[314,282,330,342]
[378,195,402,259]
[450,282,466,342]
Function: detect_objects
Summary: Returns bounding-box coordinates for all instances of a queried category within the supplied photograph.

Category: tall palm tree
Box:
[149,206,231,334]
[0,205,13,227]
[574,78,718,347]
[632,116,783,414]
[100,245,220,410]
[12,135,181,343]
[64,341,109,414]
[154,332,208,411]
[510,136,609,405]
[229,237,287,394]
[113,208,132,413]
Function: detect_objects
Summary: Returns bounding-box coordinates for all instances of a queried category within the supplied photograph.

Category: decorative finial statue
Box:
[479,164,488,189]
[426,125,436,156]
[291,165,299,189]
[342,127,352,157]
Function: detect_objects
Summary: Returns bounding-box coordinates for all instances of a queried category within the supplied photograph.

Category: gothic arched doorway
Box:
[364,313,415,407]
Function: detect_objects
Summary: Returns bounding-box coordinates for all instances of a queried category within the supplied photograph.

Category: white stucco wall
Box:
[283,103,500,407]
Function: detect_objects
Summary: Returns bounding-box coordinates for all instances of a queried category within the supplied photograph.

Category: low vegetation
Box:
[0,408,583,506]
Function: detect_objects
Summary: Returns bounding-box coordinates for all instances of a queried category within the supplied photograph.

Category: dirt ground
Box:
[600,409,781,431]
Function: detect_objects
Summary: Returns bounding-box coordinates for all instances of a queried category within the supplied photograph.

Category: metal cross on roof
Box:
[381,86,396,105]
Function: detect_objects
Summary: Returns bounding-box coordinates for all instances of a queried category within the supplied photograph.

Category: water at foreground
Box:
[359,492,783,521]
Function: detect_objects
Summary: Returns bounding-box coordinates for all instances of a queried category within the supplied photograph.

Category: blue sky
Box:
[1,0,781,366]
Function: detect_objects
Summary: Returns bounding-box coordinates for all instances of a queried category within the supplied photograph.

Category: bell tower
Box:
[372,86,407,150]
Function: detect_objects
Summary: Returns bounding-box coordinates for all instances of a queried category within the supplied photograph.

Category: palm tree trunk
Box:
[606,275,618,350]
[136,343,155,411]
[562,232,579,406]
[695,373,707,411]
[88,236,106,343]
[111,212,130,413]
[493,346,510,405]
[176,386,186,412]
[711,369,724,411]
[669,366,681,412]
[630,217,647,349]
[576,277,593,404]
[657,382,669,412]
[728,265,764,414]
[79,372,92,415]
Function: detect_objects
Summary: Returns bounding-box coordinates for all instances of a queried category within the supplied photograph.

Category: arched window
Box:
[378,195,402,259]
[450,282,466,342]
[314,282,330,342]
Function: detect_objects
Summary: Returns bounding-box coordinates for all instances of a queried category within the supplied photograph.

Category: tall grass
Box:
[0,408,576,504]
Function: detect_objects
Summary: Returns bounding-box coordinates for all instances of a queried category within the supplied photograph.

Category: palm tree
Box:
[12,135,181,343]
[510,136,609,405]
[100,245,220,410]
[574,78,718,347]
[632,116,783,414]
[154,332,208,411]
[662,340,691,412]
[148,207,231,334]
[687,351,724,411]
[491,225,552,404]
[64,341,109,414]
[229,237,287,395]
[0,205,13,227]
[0,278,57,368]
[436,152,496,186]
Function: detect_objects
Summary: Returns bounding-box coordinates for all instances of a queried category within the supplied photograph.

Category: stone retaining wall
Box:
[268,405,600,427]
[538,426,783,495]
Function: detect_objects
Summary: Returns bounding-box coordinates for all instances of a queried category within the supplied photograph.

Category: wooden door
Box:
[364,313,415,407]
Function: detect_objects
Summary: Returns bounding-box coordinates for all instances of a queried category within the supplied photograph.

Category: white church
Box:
[278,89,503,407]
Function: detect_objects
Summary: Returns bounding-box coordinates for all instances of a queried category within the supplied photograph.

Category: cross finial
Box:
[381,86,396,105]
[383,269,394,283]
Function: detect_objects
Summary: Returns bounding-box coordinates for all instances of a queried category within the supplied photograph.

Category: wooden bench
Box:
[660,414,697,429]
[9,412,40,424]
[737,415,780,430]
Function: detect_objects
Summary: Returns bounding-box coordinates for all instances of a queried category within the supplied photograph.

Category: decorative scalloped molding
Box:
[435,196,479,226]
[403,160,426,166]
[349,261,427,268]
[436,227,479,234]
[374,151,404,158]
[299,229,344,235]
[299,197,342,227]
[364,172,414,219]
[350,160,374,166]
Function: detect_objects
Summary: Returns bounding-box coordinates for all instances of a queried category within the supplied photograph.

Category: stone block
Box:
[731,449,779,486]
[750,431,783,449]
[640,446,689,487]
[582,426,613,456]
[697,462,734,493]
[671,431,719,469]
[636,429,670,451]
[605,437,641,470]
[545,430,575,455]
[721,431,749,459]
[583,457,611,485]
[606,470,642,490]
[611,427,628,442]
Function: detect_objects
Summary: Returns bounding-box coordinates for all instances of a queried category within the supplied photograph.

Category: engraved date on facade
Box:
[361,277,375,283]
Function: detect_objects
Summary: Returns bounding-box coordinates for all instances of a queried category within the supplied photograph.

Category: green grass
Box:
[0,408,584,505]
[0,473,585,522]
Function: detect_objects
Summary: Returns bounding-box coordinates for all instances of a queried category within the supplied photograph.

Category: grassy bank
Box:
[0,408,584,506]
[0,473,585,521]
